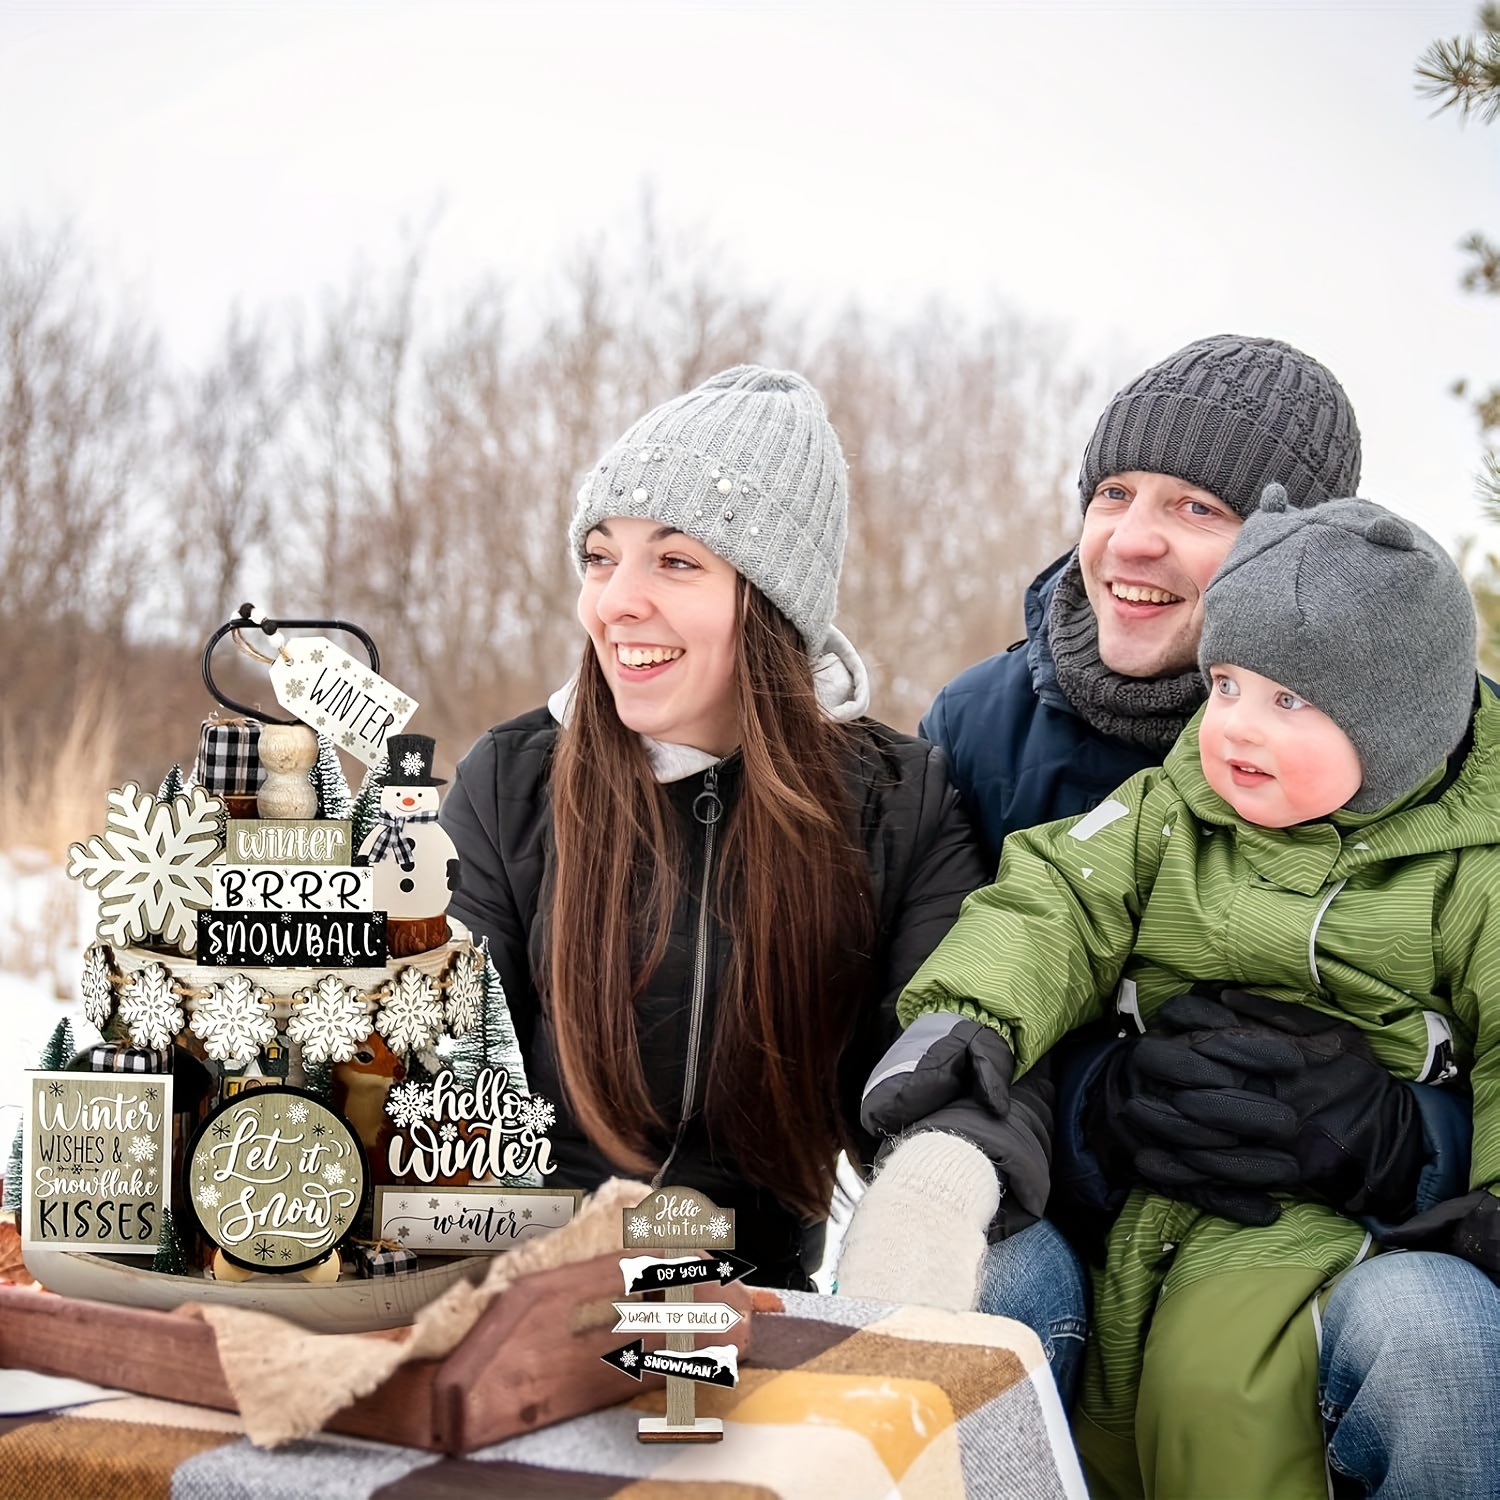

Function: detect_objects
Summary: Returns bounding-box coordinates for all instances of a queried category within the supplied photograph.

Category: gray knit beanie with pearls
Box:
[569,366,847,653]
[1199,487,1478,812]
[1080,335,1362,517]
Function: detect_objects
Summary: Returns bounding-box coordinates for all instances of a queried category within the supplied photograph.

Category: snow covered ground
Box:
[0,851,100,1153]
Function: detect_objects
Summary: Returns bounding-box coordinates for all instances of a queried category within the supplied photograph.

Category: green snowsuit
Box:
[899,682,1500,1499]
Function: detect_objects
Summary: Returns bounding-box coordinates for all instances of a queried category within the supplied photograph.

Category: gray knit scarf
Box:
[1045,553,1206,754]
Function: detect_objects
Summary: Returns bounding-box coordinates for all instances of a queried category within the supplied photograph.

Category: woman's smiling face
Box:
[577,516,741,755]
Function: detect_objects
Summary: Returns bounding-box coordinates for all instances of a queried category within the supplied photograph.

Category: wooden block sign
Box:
[185,1086,367,1272]
[269,637,417,769]
[383,1067,558,1184]
[213,865,374,913]
[372,1186,580,1254]
[22,1071,174,1253]
[226,819,351,866]
[622,1188,735,1252]
[196,910,387,967]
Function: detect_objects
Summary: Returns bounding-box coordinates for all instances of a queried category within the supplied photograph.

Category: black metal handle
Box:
[201,604,382,724]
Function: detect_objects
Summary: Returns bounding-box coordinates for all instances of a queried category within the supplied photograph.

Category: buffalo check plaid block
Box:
[88,1044,170,1073]
[194,720,264,796]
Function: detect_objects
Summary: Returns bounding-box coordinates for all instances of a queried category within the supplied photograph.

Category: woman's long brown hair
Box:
[548,580,877,1220]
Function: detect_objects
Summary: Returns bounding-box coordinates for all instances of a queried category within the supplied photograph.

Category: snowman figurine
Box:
[358,733,461,957]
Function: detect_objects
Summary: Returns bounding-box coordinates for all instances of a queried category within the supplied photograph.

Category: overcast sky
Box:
[4,0,1499,549]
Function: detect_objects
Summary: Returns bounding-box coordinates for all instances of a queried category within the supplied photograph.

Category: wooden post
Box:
[663,1283,696,1428]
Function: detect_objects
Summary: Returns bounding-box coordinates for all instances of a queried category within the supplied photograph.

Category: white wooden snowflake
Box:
[190,972,277,1065]
[518,1095,556,1134]
[385,1079,434,1129]
[67,784,224,956]
[118,962,184,1049]
[80,944,116,1031]
[287,975,372,1064]
[377,967,444,1055]
[443,949,483,1038]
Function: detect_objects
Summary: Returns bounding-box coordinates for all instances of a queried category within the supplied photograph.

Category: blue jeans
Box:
[1321,1250,1500,1499]
[977,1218,1089,1407]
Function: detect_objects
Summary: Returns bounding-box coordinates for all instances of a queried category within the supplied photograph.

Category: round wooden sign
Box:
[185,1085,368,1272]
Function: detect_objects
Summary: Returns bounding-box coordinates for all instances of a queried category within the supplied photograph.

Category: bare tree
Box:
[166,308,294,636]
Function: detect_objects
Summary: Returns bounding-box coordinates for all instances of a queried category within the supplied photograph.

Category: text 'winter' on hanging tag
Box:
[269,637,416,768]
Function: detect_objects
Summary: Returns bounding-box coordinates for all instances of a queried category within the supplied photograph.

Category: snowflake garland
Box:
[118,963,185,1050]
[385,1079,435,1130]
[377,967,444,1055]
[80,944,116,1031]
[287,975,373,1064]
[442,948,482,1039]
[66,784,224,955]
[190,972,276,1064]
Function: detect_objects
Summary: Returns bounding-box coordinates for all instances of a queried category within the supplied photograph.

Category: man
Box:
[895,337,1497,1496]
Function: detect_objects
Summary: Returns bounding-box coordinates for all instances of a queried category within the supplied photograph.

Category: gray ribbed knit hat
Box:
[1080,335,1362,517]
[569,366,846,652]
[1199,488,1478,812]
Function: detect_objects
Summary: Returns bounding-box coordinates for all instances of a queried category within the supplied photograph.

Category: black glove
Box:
[861,1012,1013,1136]
[1089,987,1428,1228]
[1383,1189,1500,1284]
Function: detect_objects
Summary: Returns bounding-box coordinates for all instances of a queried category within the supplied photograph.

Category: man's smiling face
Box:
[1079,471,1243,679]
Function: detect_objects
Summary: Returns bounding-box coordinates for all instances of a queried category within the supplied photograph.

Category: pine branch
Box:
[1459,232,1500,296]
[3,1125,22,1212]
[1481,451,1500,521]
[1417,21,1500,122]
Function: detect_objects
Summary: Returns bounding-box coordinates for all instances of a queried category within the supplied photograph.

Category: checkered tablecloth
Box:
[0,1290,1086,1498]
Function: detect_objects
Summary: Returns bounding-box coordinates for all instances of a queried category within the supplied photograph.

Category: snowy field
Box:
[0,850,101,1153]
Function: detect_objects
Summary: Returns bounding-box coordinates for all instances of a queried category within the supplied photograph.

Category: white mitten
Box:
[835,1131,1000,1311]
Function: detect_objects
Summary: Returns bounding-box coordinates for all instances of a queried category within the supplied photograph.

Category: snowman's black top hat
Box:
[385,734,446,786]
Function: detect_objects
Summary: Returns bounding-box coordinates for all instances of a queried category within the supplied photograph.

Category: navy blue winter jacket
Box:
[920,553,1159,874]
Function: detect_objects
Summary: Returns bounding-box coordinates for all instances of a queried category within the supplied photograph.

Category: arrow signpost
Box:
[609,1187,745,1442]
[600,1340,741,1389]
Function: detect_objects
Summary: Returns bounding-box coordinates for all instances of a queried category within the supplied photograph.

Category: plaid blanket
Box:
[0,1291,1086,1498]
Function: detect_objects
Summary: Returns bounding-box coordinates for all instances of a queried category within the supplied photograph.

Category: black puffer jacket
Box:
[441,705,996,1288]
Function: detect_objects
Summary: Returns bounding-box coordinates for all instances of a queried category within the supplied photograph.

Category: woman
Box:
[440,365,989,1288]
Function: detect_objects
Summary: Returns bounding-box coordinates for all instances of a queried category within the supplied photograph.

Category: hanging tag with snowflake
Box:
[269,637,417,769]
[22,1072,175,1254]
